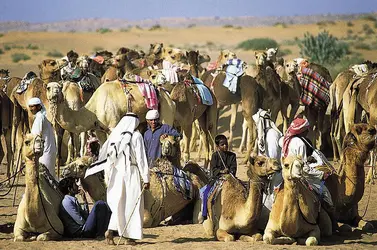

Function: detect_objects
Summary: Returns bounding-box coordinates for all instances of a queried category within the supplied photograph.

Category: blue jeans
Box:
[82,200,111,238]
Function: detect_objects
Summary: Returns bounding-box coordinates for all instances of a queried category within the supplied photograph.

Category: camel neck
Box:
[244,178,264,223]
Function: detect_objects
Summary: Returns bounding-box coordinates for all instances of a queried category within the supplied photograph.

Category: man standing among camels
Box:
[28,97,57,180]
[143,110,181,166]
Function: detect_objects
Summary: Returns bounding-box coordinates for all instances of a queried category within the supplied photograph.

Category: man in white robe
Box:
[28,97,57,180]
[97,113,150,246]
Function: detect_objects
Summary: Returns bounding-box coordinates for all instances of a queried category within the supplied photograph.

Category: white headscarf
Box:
[85,113,140,180]
[252,109,282,155]
[28,97,47,115]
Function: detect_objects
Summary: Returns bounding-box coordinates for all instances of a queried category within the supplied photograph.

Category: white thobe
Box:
[106,131,150,240]
[31,111,57,180]
[264,128,282,161]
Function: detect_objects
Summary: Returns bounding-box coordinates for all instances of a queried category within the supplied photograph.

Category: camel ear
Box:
[161,43,163,47]
[254,51,257,56]
[196,50,199,54]
[186,51,189,57]
[150,44,153,48]
[249,153,256,165]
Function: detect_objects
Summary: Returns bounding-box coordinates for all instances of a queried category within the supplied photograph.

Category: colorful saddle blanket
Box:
[192,76,213,106]
[299,67,331,110]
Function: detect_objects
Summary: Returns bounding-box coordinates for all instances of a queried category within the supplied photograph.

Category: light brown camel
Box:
[265,48,286,81]
[201,66,262,163]
[325,123,376,231]
[169,72,218,167]
[13,133,64,241]
[45,80,176,142]
[263,155,332,246]
[203,155,281,242]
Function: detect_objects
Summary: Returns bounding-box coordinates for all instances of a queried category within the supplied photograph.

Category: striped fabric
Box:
[299,67,331,110]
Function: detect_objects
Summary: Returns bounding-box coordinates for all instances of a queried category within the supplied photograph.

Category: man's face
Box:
[69,181,79,195]
[217,139,228,152]
[29,104,41,115]
[147,118,159,130]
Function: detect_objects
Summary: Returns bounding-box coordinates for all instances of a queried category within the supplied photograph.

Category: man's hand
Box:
[219,168,229,174]
[160,134,168,140]
[143,183,150,190]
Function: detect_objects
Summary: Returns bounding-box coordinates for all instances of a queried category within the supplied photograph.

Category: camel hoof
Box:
[263,234,274,245]
[305,237,318,246]
[13,236,25,242]
[223,235,235,242]
[105,230,115,245]
[36,234,49,241]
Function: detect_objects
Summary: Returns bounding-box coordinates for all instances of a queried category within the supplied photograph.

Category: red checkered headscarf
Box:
[282,118,310,157]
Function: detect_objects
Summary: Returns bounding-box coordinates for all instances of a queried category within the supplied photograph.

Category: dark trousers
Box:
[82,200,111,238]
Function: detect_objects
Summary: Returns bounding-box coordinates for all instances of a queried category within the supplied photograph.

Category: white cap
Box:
[146,109,159,120]
[28,97,42,106]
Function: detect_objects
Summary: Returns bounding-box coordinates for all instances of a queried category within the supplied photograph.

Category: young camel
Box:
[13,134,64,241]
[203,155,281,242]
[264,156,332,246]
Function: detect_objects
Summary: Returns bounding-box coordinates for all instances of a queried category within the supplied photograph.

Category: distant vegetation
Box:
[299,31,349,65]
[0,49,3,55]
[277,49,292,57]
[26,44,39,50]
[354,43,371,50]
[187,24,196,28]
[96,28,112,34]
[0,33,3,38]
[11,53,31,63]
[360,14,377,22]
[273,22,287,28]
[149,24,162,31]
[237,38,278,51]
[46,50,64,58]
[93,46,104,52]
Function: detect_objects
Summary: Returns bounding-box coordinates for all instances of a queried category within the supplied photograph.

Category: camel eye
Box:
[284,163,289,169]
[25,140,30,146]
[257,161,264,166]
[51,61,56,66]
[152,76,156,79]
[47,87,50,90]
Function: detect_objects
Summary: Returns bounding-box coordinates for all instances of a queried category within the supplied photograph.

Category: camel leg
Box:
[4,129,13,178]
[303,226,320,246]
[182,125,192,163]
[203,218,214,237]
[228,104,238,150]
[216,228,235,242]
[189,120,199,153]
[197,116,210,168]
[36,230,62,241]
[242,116,256,164]
[238,118,248,153]
[192,199,203,224]
[79,132,87,157]
[65,133,74,165]
[13,227,27,242]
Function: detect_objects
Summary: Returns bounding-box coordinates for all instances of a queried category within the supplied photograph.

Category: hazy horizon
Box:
[1,0,376,23]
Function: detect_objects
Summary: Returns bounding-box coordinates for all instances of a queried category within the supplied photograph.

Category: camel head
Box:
[198,53,211,64]
[217,50,237,65]
[162,47,187,64]
[46,81,64,104]
[61,156,94,179]
[38,59,67,80]
[147,69,167,85]
[281,155,305,182]
[77,55,90,72]
[0,69,10,78]
[254,51,267,66]
[186,50,199,65]
[112,54,128,68]
[248,154,281,179]
[343,123,376,151]
[149,43,164,56]
[23,133,43,160]
[160,135,180,159]
[266,48,278,62]
[285,60,299,75]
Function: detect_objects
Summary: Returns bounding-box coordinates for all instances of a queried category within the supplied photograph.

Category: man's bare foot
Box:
[105,230,115,245]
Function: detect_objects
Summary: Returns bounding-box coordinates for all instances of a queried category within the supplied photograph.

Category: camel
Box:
[265,48,286,81]
[169,72,218,167]
[61,156,106,202]
[203,155,281,242]
[263,155,332,246]
[201,65,262,163]
[61,135,208,228]
[13,133,64,241]
[45,79,176,143]
[0,70,14,180]
[326,124,377,231]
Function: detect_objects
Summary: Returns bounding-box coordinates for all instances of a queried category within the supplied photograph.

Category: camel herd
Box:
[1,43,377,245]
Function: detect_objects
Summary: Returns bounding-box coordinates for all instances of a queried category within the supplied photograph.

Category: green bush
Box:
[0,33,3,38]
[11,53,31,63]
[281,39,297,46]
[346,21,354,27]
[354,43,371,50]
[93,46,104,52]
[0,49,3,55]
[277,49,292,57]
[236,38,278,51]
[119,28,129,32]
[298,31,349,65]
[4,44,11,51]
[363,24,375,35]
[326,55,365,79]
[149,24,161,31]
[273,22,287,28]
[361,14,376,22]
[187,24,196,28]
[223,24,233,28]
[26,44,39,50]
[46,50,64,58]
[11,44,24,49]
[96,28,112,34]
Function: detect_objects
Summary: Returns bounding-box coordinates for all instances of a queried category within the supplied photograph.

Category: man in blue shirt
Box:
[143,109,181,165]
[58,177,111,238]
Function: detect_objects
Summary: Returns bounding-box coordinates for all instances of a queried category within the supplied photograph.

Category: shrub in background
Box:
[46,50,64,58]
[96,28,112,34]
[11,53,31,63]
[237,38,278,51]
[298,31,349,65]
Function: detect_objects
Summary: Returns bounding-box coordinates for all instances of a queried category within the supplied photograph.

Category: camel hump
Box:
[183,161,209,184]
